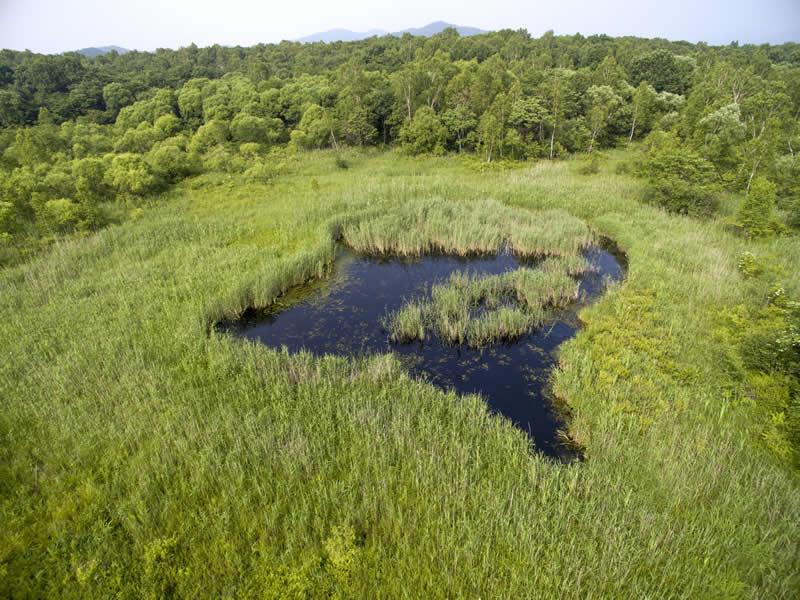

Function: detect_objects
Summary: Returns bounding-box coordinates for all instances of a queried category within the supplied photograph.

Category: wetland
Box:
[222,241,625,457]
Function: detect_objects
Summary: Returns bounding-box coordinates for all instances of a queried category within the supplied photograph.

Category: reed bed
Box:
[1,150,798,598]
[342,198,592,258]
[384,258,583,347]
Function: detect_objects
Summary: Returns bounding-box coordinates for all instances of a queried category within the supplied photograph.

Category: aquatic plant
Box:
[341,198,593,258]
[383,258,583,347]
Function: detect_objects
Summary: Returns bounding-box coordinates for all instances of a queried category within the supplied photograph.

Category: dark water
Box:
[223,242,625,458]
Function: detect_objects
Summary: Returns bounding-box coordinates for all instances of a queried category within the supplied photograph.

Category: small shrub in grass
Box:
[733,176,776,238]
[644,175,719,217]
[323,525,361,597]
[736,251,786,281]
[640,132,719,216]
[642,151,719,216]
[38,198,82,233]
[334,154,349,169]
[0,201,15,234]
[460,155,519,173]
[614,159,633,175]
[0,234,20,266]
[785,198,800,229]
[578,153,600,175]
[714,294,800,467]
[243,163,277,184]
[737,252,763,278]
[768,284,788,308]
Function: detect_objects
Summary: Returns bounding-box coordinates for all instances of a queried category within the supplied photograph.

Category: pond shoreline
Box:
[217,239,626,459]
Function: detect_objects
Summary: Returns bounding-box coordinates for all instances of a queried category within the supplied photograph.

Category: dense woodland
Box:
[1,29,799,263]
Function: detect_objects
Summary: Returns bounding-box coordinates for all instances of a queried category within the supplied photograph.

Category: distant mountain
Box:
[296,21,486,44]
[296,28,388,43]
[392,21,486,38]
[75,46,129,57]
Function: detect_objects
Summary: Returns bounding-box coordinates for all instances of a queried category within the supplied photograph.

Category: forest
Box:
[1,29,799,261]
[1,28,799,597]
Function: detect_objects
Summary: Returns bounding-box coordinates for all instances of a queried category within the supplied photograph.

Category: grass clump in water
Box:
[385,299,427,342]
[383,255,586,347]
[467,306,534,345]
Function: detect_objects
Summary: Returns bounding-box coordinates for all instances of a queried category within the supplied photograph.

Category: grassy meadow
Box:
[1,150,799,597]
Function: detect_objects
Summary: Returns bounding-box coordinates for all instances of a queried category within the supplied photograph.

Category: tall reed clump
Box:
[383,256,585,347]
[200,191,592,327]
[341,198,592,258]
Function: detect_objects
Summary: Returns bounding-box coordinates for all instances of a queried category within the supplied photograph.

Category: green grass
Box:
[383,256,586,347]
[1,150,799,597]
[341,197,592,258]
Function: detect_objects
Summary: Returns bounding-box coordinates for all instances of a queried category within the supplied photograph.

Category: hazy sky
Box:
[1,0,798,54]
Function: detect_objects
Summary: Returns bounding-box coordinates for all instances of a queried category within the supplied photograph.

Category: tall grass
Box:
[0,150,798,597]
[383,257,584,347]
[342,198,592,258]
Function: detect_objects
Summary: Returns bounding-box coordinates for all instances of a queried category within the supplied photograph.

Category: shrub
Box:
[0,200,16,234]
[105,153,164,197]
[243,163,277,183]
[578,152,601,175]
[154,114,182,139]
[641,142,719,216]
[715,297,800,467]
[644,172,719,216]
[614,159,633,175]
[188,120,230,154]
[398,107,448,155]
[737,252,763,278]
[239,142,261,159]
[734,176,777,238]
[787,198,800,229]
[38,198,81,233]
[146,139,201,183]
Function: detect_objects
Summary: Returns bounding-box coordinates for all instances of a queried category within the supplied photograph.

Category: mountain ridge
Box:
[75,45,129,56]
[296,21,486,43]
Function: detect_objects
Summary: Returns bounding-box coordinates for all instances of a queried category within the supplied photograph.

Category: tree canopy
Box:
[1,31,799,262]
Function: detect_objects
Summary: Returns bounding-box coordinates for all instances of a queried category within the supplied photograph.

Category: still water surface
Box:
[226,244,624,458]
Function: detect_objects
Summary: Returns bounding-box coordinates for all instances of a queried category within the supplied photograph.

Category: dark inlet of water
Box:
[223,242,625,458]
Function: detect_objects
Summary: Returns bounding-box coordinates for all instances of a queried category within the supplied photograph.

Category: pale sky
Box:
[0,0,798,54]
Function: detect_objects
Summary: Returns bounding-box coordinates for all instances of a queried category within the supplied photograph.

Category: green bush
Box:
[734,176,777,238]
[239,142,261,159]
[715,297,800,467]
[243,163,277,183]
[614,159,634,175]
[105,153,165,197]
[399,107,448,155]
[38,198,81,233]
[737,252,763,278]
[0,200,16,234]
[146,139,201,183]
[788,198,800,229]
[642,149,719,216]
[578,153,601,175]
[334,154,349,169]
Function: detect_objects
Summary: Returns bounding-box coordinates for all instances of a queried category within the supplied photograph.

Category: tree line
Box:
[1,29,799,262]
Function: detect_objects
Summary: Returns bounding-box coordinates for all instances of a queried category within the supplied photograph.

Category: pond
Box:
[221,241,625,459]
